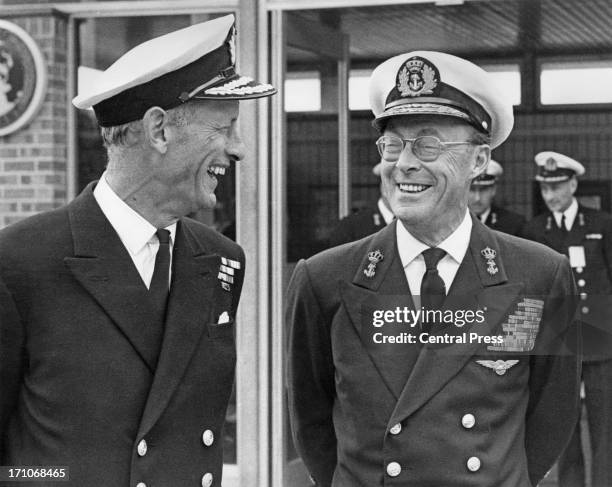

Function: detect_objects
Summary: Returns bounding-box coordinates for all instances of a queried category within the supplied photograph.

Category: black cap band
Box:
[535,168,575,182]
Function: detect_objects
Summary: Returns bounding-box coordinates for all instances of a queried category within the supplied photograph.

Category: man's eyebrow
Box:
[415,127,440,137]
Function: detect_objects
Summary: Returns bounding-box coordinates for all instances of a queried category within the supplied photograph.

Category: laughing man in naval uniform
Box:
[286,51,581,487]
[523,152,612,487]
[0,16,276,487]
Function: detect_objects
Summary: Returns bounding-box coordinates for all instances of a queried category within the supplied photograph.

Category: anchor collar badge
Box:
[363,249,384,278]
[480,246,498,276]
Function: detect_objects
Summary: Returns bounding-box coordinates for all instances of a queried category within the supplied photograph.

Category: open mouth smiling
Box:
[398,183,432,193]
[207,165,226,179]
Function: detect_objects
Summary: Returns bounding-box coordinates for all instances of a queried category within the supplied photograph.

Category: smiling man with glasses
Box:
[286,51,581,487]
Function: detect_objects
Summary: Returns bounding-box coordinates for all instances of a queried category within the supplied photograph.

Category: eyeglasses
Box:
[376,135,474,163]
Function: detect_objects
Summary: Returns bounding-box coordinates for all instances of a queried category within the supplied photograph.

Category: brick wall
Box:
[0,14,68,228]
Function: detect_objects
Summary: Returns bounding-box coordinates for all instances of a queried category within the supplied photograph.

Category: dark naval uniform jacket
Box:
[523,205,612,361]
[286,217,580,487]
[0,183,243,486]
[482,205,526,237]
[328,206,387,248]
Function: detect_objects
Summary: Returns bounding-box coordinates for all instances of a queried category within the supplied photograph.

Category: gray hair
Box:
[99,120,141,148]
[99,102,200,148]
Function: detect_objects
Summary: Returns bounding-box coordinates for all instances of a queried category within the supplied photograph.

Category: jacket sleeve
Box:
[525,257,581,485]
[0,275,25,459]
[285,260,337,487]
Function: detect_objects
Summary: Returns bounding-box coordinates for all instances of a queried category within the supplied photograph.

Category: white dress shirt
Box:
[553,198,578,231]
[377,198,395,225]
[479,207,491,224]
[396,211,472,307]
[93,173,177,289]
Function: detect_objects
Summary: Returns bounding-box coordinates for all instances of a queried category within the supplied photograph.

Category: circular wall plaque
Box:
[0,20,47,137]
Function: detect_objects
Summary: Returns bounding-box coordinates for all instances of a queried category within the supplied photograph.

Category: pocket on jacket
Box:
[207,319,235,338]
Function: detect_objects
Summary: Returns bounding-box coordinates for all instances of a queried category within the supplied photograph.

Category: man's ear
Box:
[471,145,491,179]
[142,106,169,154]
[569,176,578,195]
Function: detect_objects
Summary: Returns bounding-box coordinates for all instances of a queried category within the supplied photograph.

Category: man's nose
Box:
[395,144,423,172]
[227,123,246,162]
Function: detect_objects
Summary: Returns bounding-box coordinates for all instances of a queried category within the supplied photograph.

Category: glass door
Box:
[269,7,350,487]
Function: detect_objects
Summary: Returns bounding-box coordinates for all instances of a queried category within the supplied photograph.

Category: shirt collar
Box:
[377,198,395,225]
[396,210,472,267]
[478,207,491,224]
[553,198,578,228]
[93,172,177,255]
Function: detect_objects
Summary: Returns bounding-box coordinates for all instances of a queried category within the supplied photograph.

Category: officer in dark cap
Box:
[0,15,275,486]
[468,159,525,236]
[328,161,394,247]
[286,51,580,487]
[523,151,612,487]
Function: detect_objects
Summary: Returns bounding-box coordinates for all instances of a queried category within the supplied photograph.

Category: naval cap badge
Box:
[397,56,439,98]
[480,246,498,276]
[364,249,384,278]
[544,157,557,172]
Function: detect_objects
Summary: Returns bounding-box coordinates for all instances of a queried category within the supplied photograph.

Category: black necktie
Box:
[420,248,447,333]
[150,229,171,299]
[149,229,171,361]
[560,214,568,232]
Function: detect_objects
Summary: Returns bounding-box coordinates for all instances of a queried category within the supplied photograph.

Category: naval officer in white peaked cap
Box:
[1,14,275,486]
[525,150,612,487]
[286,50,580,487]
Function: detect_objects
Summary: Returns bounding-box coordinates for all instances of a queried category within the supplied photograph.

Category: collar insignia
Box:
[480,246,498,275]
[364,249,384,278]
[476,359,519,376]
[397,56,438,98]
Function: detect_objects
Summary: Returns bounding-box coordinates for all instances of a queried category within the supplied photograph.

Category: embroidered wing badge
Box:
[476,359,520,376]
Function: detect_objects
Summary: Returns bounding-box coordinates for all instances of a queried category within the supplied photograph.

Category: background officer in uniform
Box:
[523,151,612,487]
[0,16,275,486]
[468,159,525,236]
[286,51,580,487]
[328,161,394,247]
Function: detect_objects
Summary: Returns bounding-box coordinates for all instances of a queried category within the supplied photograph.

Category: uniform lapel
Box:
[388,217,523,427]
[137,220,220,437]
[64,183,161,372]
[340,221,415,398]
[566,206,587,246]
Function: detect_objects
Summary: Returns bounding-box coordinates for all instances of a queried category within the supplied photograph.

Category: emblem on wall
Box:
[0,20,47,137]
[396,56,438,98]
